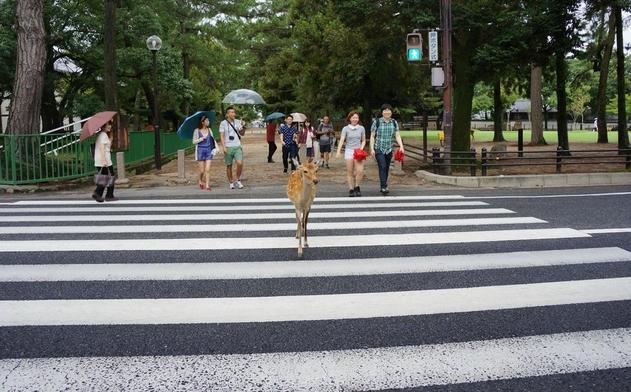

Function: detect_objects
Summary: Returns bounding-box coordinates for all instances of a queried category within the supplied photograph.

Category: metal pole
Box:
[152,50,161,170]
[422,112,428,163]
[441,0,452,175]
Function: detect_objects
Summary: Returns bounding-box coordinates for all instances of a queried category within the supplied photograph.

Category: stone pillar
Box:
[177,149,186,179]
[115,151,129,184]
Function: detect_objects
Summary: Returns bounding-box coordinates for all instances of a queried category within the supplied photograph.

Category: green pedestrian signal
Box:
[407,48,421,61]
[406,33,422,62]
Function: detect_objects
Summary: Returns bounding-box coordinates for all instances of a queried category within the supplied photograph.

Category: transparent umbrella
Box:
[222,89,267,105]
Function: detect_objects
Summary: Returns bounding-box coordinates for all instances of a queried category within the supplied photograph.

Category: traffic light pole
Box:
[440,0,452,174]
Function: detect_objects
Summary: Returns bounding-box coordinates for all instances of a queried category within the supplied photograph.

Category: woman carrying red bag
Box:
[336,111,366,197]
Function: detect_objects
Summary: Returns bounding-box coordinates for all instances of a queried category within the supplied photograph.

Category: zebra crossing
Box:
[0,194,630,390]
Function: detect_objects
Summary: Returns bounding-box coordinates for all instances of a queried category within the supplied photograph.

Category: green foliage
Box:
[0,0,16,96]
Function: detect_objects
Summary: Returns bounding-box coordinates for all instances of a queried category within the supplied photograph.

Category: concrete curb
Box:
[415,170,631,188]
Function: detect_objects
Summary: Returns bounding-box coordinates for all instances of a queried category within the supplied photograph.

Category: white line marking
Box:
[0,228,588,252]
[471,191,631,199]
[2,247,628,282]
[0,217,545,235]
[0,201,488,213]
[0,195,467,205]
[2,328,630,390]
[0,277,629,326]
[0,208,515,222]
[581,228,631,234]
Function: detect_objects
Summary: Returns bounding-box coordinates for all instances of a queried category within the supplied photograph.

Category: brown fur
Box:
[286,159,319,257]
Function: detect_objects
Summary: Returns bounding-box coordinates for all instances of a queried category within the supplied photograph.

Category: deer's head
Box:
[292,158,319,185]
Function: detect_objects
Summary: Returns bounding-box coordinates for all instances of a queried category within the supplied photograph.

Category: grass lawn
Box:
[399,130,627,144]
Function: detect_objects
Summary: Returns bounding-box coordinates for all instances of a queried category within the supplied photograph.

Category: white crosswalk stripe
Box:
[0,195,629,390]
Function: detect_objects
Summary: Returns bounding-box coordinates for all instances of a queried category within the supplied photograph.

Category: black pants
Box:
[375,150,393,188]
[282,144,298,171]
[94,166,115,198]
[267,141,277,161]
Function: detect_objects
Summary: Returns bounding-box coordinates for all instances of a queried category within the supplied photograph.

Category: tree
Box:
[493,80,505,141]
[614,4,630,149]
[7,0,46,135]
[104,0,118,112]
[593,7,616,143]
[530,65,546,145]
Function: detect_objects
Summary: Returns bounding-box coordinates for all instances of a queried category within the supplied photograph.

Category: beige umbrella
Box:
[290,112,307,123]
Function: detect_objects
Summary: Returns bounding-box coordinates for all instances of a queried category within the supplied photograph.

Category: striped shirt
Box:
[370,118,398,154]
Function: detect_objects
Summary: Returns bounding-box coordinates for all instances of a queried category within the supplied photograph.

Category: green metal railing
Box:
[0,131,192,185]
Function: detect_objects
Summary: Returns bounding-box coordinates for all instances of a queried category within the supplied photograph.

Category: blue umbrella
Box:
[265,112,285,122]
[177,111,216,140]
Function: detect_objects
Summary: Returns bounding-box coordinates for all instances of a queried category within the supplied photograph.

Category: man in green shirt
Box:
[370,104,405,195]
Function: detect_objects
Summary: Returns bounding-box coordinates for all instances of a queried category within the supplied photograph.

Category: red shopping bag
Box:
[353,148,369,161]
[394,149,405,162]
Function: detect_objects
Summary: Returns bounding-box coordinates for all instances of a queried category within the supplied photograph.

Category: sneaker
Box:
[104,196,119,202]
[283,168,288,173]
[380,187,387,195]
[320,161,325,167]
[92,193,104,203]
[384,186,390,194]
[235,180,244,189]
[229,182,235,190]
[349,189,355,197]
[354,186,361,197]
[326,163,330,169]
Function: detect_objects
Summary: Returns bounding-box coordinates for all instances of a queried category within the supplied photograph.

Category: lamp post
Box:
[146,35,162,170]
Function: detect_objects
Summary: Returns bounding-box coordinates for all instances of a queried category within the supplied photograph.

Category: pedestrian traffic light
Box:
[407,33,422,62]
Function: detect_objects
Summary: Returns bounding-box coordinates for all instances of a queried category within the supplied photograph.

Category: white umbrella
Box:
[291,112,307,123]
[222,89,266,105]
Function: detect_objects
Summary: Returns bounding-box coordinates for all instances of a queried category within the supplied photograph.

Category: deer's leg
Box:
[295,209,301,239]
[296,209,303,257]
[303,208,310,247]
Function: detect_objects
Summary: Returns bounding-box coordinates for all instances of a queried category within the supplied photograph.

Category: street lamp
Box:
[146,35,162,170]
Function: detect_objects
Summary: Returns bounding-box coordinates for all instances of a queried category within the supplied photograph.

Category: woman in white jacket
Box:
[92,121,117,202]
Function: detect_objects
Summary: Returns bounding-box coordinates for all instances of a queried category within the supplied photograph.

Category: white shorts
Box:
[344,148,354,160]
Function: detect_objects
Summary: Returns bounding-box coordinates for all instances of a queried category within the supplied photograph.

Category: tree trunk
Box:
[530,65,546,145]
[493,80,505,141]
[133,89,142,131]
[7,0,46,135]
[555,45,569,151]
[615,5,630,149]
[452,47,474,153]
[142,80,155,124]
[41,55,62,132]
[596,9,616,144]
[104,0,118,112]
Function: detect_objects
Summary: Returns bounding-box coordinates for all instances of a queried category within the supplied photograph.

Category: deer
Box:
[287,158,320,257]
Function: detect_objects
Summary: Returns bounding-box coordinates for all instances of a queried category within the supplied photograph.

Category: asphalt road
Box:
[0,185,630,391]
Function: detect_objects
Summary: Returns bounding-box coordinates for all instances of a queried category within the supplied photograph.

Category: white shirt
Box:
[219,119,243,148]
[94,131,112,167]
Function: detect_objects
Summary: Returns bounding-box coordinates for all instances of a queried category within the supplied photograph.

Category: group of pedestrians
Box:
[189,106,246,191]
[267,104,405,196]
[91,104,404,201]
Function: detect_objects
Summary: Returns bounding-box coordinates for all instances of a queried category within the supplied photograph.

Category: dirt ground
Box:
[128,130,427,189]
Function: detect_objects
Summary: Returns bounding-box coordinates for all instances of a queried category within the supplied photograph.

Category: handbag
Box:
[95,167,115,187]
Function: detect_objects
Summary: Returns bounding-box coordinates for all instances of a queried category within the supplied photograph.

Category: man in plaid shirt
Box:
[370,103,405,195]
